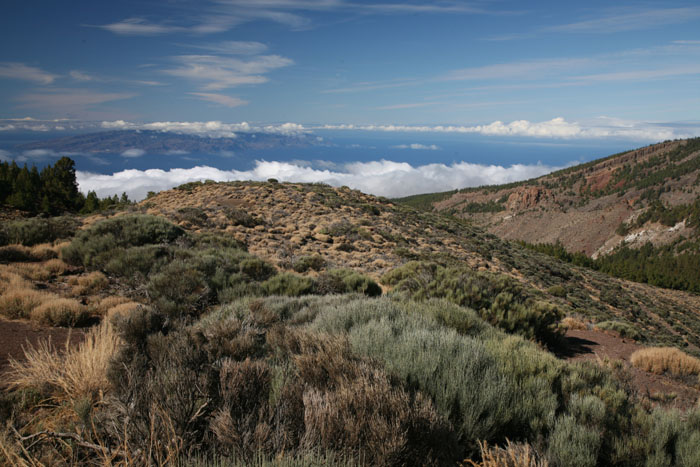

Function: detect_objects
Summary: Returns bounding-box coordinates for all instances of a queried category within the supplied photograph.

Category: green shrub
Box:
[224,207,261,227]
[547,284,567,297]
[596,321,642,341]
[262,273,314,297]
[292,255,326,273]
[314,269,382,297]
[147,259,210,319]
[62,215,184,268]
[175,207,208,226]
[240,257,277,281]
[104,244,173,282]
[546,415,600,467]
[0,216,80,246]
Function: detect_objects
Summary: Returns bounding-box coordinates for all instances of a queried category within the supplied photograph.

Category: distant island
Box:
[16,129,315,154]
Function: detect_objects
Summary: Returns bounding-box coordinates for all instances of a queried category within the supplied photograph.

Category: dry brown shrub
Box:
[43,258,68,276]
[0,266,32,293]
[630,347,700,377]
[561,316,588,331]
[6,262,52,281]
[30,243,58,261]
[30,297,88,327]
[106,301,142,321]
[464,440,548,467]
[7,321,121,404]
[0,288,53,319]
[69,271,108,296]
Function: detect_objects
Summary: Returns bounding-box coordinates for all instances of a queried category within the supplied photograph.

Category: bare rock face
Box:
[506,186,553,210]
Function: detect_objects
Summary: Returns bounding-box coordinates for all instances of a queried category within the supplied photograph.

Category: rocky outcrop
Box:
[506,186,553,210]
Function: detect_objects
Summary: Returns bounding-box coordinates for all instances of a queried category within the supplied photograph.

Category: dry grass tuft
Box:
[30,297,88,327]
[29,243,58,261]
[43,258,68,276]
[561,316,588,331]
[7,321,121,404]
[630,347,700,377]
[106,301,142,321]
[0,424,30,467]
[464,439,549,467]
[0,267,32,293]
[0,288,53,319]
[69,271,108,296]
[6,262,52,281]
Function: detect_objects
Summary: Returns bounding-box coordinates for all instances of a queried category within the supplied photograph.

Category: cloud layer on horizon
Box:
[77,159,561,201]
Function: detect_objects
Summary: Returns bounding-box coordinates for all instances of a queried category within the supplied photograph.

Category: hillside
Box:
[2,180,700,465]
[16,129,313,154]
[136,181,700,353]
[422,138,700,258]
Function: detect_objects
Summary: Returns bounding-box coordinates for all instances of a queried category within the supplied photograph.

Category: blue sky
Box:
[1,0,700,130]
[2,1,700,198]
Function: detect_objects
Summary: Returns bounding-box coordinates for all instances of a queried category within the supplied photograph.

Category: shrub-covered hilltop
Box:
[1,180,700,465]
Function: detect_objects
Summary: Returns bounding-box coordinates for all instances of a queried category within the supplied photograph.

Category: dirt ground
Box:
[0,317,85,386]
[558,328,700,410]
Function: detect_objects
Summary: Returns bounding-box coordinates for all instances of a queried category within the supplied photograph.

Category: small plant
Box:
[292,255,326,273]
[261,273,313,296]
[30,298,88,327]
[630,347,700,377]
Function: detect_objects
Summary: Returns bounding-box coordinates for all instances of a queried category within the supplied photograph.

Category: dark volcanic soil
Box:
[558,328,700,410]
[0,318,85,386]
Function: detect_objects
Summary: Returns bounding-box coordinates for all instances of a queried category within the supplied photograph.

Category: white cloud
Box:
[97,18,186,36]
[546,8,700,34]
[186,41,269,55]
[16,90,137,110]
[70,70,94,81]
[77,159,560,201]
[392,143,440,150]
[100,119,307,137]
[163,54,293,91]
[0,62,57,85]
[319,117,694,141]
[189,92,248,107]
[0,150,11,161]
[121,149,146,158]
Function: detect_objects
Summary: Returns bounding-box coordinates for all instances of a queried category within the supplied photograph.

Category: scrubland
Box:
[1,185,699,466]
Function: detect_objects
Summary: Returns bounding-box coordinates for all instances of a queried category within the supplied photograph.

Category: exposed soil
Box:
[557,328,700,410]
[0,318,85,386]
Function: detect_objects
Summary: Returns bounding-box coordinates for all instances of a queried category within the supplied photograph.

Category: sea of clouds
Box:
[77,159,561,201]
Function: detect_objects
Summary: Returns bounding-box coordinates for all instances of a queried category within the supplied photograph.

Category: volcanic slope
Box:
[137,180,700,354]
[406,138,700,259]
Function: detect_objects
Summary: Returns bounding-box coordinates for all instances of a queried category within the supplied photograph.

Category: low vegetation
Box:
[2,181,700,465]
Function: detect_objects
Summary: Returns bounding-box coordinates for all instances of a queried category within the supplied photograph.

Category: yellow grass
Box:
[30,297,87,327]
[43,258,68,276]
[106,301,142,321]
[0,267,32,293]
[94,295,131,315]
[630,347,700,377]
[464,440,548,467]
[69,271,108,296]
[6,262,52,281]
[0,288,54,320]
[7,321,122,404]
[561,316,588,331]
[29,243,58,261]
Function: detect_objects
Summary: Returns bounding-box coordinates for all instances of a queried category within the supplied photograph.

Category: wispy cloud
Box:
[69,70,94,81]
[96,18,187,36]
[189,92,249,107]
[162,54,293,90]
[122,148,146,158]
[545,7,700,34]
[77,158,559,201]
[0,62,58,85]
[183,41,269,55]
[95,0,499,37]
[16,90,137,110]
[392,143,440,150]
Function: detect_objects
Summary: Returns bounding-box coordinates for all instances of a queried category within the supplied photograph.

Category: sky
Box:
[1,0,700,198]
